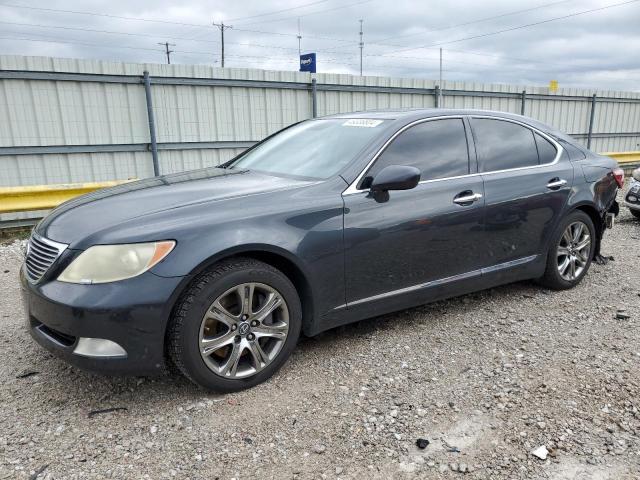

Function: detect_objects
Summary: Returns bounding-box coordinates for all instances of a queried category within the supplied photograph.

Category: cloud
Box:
[0,0,638,91]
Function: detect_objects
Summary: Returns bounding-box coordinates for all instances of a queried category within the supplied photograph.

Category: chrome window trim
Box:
[342,114,563,196]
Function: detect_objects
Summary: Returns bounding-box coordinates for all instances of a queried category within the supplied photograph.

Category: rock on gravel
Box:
[1,191,639,479]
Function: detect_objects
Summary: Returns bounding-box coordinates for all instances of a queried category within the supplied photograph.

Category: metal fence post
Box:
[311,78,318,118]
[587,93,597,150]
[520,90,526,116]
[143,71,160,176]
[434,85,440,108]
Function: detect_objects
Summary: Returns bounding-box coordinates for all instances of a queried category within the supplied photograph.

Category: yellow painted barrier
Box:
[601,151,640,165]
[0,153,639,216]
[0,180,133,214]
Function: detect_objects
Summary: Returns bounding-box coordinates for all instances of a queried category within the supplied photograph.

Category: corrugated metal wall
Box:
[1,55,640,191]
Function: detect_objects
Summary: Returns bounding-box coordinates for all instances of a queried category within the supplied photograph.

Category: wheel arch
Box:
[168,244,316,337]
[566,202,603,257]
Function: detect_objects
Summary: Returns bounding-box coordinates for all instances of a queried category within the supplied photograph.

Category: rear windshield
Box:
[229,118,387,179]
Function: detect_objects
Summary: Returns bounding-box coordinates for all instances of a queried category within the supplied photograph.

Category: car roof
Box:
[321,108,568,139]
[323,108,525,122]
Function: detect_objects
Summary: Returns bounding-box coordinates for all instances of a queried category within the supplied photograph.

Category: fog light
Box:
[73,338,127,358]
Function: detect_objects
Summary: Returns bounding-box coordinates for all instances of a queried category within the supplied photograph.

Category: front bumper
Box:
[626,180,640,211]
[20,267,186,375]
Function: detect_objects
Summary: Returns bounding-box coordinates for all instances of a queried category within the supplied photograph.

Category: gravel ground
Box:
[1,196,639,480]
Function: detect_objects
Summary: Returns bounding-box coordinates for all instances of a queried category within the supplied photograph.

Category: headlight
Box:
[58,241,175,284]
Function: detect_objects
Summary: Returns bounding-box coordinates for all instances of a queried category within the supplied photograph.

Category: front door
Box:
[343,117,486,306]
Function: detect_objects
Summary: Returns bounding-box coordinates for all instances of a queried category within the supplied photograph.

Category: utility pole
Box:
[439,48,443,107]
[213,21,232,67]
[359,19,364,76]
[157,41,175,64]
[297,18,302,59]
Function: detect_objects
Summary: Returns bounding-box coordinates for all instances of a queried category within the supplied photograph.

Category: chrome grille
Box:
[25,234,67,282]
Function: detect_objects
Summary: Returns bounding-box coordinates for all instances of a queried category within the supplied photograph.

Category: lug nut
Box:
[251,320,259,327]
[247,333,255,341]
[234,335,241,342]
[231,324,238,331]
[241,314,248,321]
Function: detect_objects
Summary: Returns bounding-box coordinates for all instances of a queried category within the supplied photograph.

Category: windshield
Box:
[229,118,388,179]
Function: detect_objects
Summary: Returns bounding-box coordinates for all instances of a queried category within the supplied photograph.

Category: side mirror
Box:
[370,165,421,192]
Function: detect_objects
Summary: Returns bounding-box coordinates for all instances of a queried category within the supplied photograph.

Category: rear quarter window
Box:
[534,133,558,164]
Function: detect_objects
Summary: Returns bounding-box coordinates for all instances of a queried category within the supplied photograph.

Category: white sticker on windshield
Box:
[342,119,384,128]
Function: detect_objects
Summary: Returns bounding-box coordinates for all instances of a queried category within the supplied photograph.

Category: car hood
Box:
[37,167,314,245]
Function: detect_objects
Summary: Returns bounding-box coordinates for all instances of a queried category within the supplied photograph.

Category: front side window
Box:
[363,118,470,186]
[472,118,539,172]
[229,118,387,179]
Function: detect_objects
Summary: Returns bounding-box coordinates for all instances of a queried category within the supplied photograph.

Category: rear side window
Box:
[559,139,587,161]
[472,118,539,172]
[535,133,557,164]
[364,118,469,184]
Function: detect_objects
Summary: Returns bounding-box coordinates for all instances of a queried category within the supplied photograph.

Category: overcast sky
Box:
[0,0,639,91]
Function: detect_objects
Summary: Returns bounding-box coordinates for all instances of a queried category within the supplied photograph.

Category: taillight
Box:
[613,168,624,188]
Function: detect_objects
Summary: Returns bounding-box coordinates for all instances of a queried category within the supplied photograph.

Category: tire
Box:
[631,209,640,219]
[538,210,596,290]
[167,257,302,392]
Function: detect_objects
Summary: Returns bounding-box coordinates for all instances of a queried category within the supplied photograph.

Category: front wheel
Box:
[538,210,596,290]
[167,258,302,392]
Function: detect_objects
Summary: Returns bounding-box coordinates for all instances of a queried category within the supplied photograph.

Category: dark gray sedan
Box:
[21,109,622,391]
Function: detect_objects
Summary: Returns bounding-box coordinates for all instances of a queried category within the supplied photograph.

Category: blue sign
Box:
[300,53,316,73]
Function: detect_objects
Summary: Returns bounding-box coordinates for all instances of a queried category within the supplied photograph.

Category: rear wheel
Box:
[167,258,301,392]
[538,210,595,290]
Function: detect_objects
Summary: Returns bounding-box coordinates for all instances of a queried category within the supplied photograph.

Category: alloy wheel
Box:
[556,221,591,281]
[199,282,290,379]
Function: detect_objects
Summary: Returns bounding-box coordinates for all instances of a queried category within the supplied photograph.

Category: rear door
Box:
[343,117,486,305]
[470,117,574,267]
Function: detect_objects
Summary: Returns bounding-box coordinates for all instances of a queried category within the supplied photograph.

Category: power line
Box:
[0,19,327,54]
[372,0,576,44]
[0,20,219,43]
[0,2,361,45]
[383,0,640,55]
[0,3,212,28]
[226,0,330,23]
[233,0,373,27]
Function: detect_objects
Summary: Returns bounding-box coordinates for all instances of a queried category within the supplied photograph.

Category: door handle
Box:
[546,178,567,189]
[453,192,483,205]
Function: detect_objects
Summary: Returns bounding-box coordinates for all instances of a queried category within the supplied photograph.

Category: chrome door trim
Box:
[453,192,483,204]
[341,254,538,308]
[342,114,564,197]
[547,179,568,189]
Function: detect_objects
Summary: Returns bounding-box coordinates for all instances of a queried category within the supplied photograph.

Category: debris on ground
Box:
[594,254,615,265]
[29,464,48,480]
[415,438,430,449]
[15,370,39,379]
[616,309,631,320]
[531,445,549,460]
